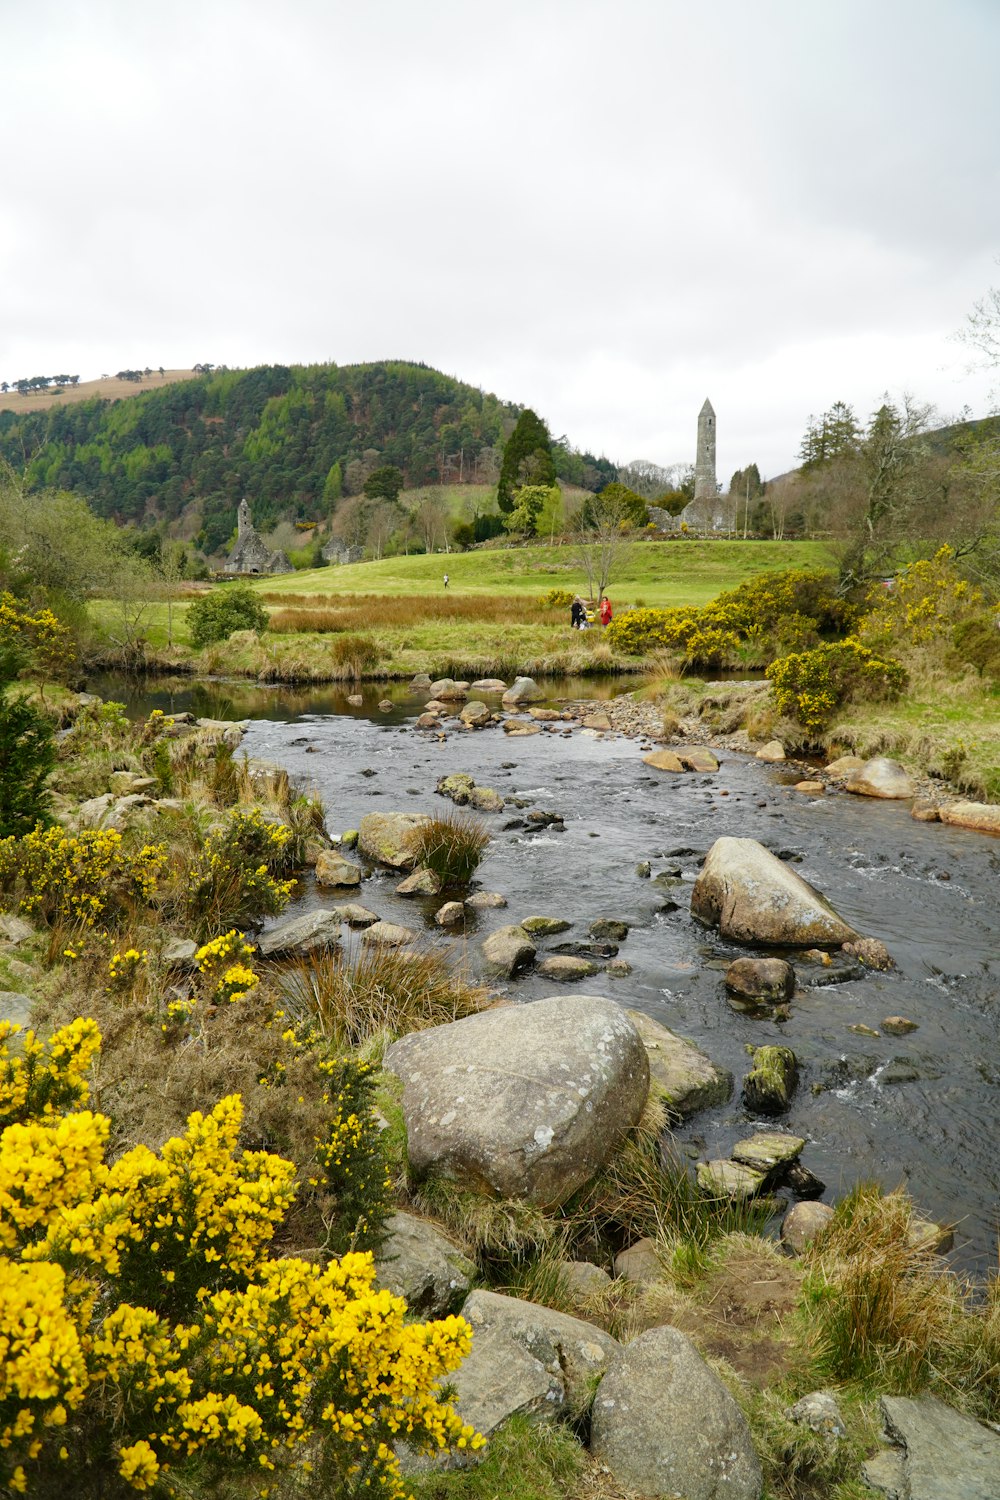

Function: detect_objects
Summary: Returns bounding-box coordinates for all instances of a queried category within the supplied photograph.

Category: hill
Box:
[0,361,617,553]
[0,368,198,416]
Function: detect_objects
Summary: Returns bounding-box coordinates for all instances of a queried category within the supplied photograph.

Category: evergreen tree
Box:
[496,409,554,514]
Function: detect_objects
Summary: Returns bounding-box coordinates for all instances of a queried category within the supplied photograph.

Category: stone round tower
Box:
[694,398,717,501]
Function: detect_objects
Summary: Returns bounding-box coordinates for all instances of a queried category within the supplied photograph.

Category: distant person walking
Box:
[600,597,613,627]
[443,572,449,588]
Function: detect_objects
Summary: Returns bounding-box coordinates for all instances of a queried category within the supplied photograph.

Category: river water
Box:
[92,675,1000,1276]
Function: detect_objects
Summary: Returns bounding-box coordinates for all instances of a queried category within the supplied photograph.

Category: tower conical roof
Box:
[699,397,715,415]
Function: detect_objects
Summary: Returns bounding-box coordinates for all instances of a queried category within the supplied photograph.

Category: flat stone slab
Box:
[502,719,541,736]
[465,891,507,910]
[939,800,1000,834]
[161,937,198,970]
[696,1159,768,1200]
[521,916,572,936]
[384,994,649,1208]
[258,909,343,959]
[625,1008,732,1118]
[731,1132,805,1175]
[0,991,32,1025]
[863,1394,1000,1500]
[362,920,413,947]
[447,1327,564,1437]
[0,915,34,944]
[536,955,599,981]
[331,903,379,927]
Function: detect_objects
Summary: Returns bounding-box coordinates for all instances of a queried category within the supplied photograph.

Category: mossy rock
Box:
[742,1045,797,1114]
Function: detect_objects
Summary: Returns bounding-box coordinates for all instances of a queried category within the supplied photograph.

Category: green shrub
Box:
[0,695,55,838]
[187,583,268,648]
[950,615,1000,680]
[413,811,489,886]
[766,638,906,731]
[183,807,296,936]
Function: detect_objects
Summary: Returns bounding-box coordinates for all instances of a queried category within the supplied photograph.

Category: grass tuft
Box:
[412,810,490,886]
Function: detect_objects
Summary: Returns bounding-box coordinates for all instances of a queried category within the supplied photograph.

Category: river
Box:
[89,674,1000,1276]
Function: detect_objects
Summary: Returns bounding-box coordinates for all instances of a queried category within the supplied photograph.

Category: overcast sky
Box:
[3,0,999,480]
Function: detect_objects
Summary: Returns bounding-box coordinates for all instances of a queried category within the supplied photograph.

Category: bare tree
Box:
[571,491,637,603]
[415,490,449,554]
[366,501,398,561]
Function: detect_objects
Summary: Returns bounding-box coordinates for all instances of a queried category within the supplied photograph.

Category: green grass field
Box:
[255,538,835,608]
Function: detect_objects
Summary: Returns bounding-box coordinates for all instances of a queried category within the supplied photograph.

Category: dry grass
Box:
[0,369,196,415]
[412,810,490,887]
[280,943,489,1055]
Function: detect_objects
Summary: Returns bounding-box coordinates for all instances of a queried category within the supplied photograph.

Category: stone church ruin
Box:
[224,499,293,575]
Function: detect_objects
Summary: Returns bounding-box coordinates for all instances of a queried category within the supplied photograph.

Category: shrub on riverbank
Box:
[187,582,268,647]
[766,638,907,732]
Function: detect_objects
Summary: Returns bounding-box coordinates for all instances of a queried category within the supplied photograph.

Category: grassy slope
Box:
[0,369,198,415]
[256,538,835,607]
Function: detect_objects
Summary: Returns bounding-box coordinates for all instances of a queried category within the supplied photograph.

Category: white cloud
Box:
[2,0,998,479]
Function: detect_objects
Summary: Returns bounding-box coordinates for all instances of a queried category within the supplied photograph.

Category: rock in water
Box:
[314,850,362,888]
[358,811,432,869]
[591,1326,762,1500]
[625,1009,732,1118]
[691,836,858,947]
[502,676,544,705]
[481,924,536,978]
[742,1045,798,1114]
[844,756,915,799]
[725,956,795,1001]
[939,800,1000,834]
[257,910,343,959]
[384,995,649,1207]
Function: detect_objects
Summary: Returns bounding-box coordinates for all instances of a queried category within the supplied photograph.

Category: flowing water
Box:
[90,675,1000,1275]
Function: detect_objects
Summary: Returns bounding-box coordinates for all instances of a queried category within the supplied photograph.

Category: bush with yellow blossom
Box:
[0,826,167,933]
[184,808,296,938]
[0,1019,481,1499]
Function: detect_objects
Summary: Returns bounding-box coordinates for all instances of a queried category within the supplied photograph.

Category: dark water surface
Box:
[96,676,1000,1275]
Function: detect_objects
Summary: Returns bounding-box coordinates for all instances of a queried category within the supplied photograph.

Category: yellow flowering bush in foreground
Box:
[0,1020,479,1499]
[185,808,296,938]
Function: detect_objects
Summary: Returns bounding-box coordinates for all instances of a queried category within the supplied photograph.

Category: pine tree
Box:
[496,409,555,514]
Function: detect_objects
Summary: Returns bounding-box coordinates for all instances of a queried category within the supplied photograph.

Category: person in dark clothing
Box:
[570,596,585,629]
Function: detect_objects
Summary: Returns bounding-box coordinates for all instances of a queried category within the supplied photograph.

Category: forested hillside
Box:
[0,361,615,553]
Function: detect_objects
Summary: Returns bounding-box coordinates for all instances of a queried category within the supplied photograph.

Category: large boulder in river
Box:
[844,756,915,799]
[384,994,649,1207]
[257,910,342,959]
[591,1326,762,1500]
[725,956,795,1001]
[691,837,858,947]
[314,850,362,888]
[358,811,432,869]
[502,676,544,706]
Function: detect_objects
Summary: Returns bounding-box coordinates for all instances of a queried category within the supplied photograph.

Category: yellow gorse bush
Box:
[0,827,167,931]
[185,810,295,938]
[0,1016,100,1127]
[0,1023,480,1498]
[859,546,984,651]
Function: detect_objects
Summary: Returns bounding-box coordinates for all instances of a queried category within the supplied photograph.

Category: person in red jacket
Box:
[599,596,613,626]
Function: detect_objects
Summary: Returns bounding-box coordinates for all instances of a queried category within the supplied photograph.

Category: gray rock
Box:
[459,701,491,729]
[384,994,649,1207]
[76,793,116,829]
[436,772,477,804]
[161,937,198,970]
[756,739,785,761]
[470,679,507,693]
[824,754,865,776]
[465,891,507,910]
[692,836,858,947]
[696,1159,768,1200]
[429,678,469,701]
[358,811,432,869]
[362,920,413,948]
[502,719,541,736]
[396,868,442,896]
[591,1325,762,1500]
[743,1044,798,1114]
[865,1394,1000,1500]
[556,1260,613,1298]
[0,915,34,945]
[461,1289,620,1411]
[613,1236,663,1286]
[842,936,894,970]
[786,1390,847,1442]
[445,1328,564,1437]
[0,991,32,1025]
[626,1009,732,1118]
[536,955,599,981]
[315,850,362,888]
[521,916,572,936]
[781,1200,834,1253]
[643,748,685,772]
[502,676,544,705]
[435,901,466,926]
[731,1131,805,1178]
[468,785,504,812]
[589,918,629,941]
[331,903,379,927]
[725,956,795,1001]
[605,959,632,978]
[376,1212,475,1317]
[108,771,157,795]
[845,756,916,800]
[409,673,433,691]
[257,909,343,959]
[680,747,720,772]
[481,924,536,978]
[938,800,1000,834]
